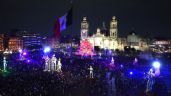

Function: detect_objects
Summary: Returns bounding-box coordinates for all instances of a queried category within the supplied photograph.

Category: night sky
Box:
[0,0,170,38]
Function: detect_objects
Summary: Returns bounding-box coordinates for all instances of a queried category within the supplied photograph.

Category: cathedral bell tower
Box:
[81,17,89,40]
[110,16,118,39]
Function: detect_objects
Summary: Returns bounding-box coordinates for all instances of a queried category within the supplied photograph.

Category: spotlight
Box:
[120,64,123,68]
[23,52,27,56]
[27,59,30,63]
[152,61,160,68]
[19,48,22,53]
[44,47,51,53]
[129,71,133,75]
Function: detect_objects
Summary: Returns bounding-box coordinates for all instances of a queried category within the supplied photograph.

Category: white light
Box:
[150,68,153,72]
[10,50,12,54]
[130,71,133,75]
[19,49,22,53]
[44,47,51,53]
[152,61,160,68]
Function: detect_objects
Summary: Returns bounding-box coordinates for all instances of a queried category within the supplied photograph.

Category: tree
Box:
[78,39,94,56]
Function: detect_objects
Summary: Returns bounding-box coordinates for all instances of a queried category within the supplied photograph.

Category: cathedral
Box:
[80,16,124,51]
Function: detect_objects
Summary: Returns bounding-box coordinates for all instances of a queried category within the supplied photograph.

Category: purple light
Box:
[23,52,27,56]
[27,59,30,63]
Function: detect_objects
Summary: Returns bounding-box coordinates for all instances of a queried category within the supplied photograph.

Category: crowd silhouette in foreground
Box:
[0,52,171,96]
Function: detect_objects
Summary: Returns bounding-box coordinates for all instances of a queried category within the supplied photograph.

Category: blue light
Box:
[120,64,123,68]
[129,71,133,75]
[152,61,160,68]
[44,47,51,53]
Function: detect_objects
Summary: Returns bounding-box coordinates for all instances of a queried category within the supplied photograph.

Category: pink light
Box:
[78,39,94,56]
[23,52,27,56]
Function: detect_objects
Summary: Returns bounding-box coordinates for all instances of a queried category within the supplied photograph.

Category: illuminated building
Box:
[127,32,148,51]
[22,33,42,49]
[8,37,23,52]
[80,16,124,51]
[150,38,171,53]
[80,17,89,40]
[0,34,4,51]
[80,16,149,51]
[16,30,43,49]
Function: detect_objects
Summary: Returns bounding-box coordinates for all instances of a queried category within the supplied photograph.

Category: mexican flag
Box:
[54,8,72,40]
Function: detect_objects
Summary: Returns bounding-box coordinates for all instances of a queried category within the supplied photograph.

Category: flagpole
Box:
[70,0,73,56]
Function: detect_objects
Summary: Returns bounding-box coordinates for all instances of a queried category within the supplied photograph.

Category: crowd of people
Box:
[0,51,170,96]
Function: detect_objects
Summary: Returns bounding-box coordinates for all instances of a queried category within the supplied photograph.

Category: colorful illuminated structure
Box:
[43,55,62,72]
[43,55,50,71]
[51,54,57,71]
[57,58,62,72]
[152,61,161,76]
[77,39,94,56]
[89,66,94,78]
[3,57,7,72]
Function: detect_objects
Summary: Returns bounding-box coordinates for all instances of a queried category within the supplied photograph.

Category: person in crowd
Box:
[0,51,169,96]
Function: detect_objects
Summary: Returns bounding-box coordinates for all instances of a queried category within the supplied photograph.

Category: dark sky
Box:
[0,0,170,38]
